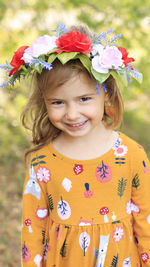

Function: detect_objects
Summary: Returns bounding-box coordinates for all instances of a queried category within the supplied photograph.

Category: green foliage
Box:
[60,239,67,257]
[118,178,127,198]
[132,173,140,189]
[111,254,119,267]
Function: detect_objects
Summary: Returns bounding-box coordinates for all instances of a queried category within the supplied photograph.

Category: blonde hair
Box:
[21,25,124,160]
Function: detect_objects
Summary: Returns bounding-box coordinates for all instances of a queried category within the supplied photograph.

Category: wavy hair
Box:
[21,25,124,160]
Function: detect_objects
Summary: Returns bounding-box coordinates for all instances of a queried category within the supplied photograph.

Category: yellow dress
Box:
[21,132,150,267]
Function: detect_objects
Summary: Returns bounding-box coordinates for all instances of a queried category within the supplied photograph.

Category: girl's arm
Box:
[132,148,150,266]
[21,155,49,267]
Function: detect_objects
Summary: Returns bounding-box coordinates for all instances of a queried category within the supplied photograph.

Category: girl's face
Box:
[43,73,107,140]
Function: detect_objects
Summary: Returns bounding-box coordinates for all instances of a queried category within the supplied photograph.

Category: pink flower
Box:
[36,166,51,183]
[73,164,83,175]
[22,35,57,63]
[113,226,124,242]
[92,45,123,74]
[113,145,128,157]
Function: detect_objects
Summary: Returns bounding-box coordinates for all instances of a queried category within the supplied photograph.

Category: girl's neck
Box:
[52,125,118,160]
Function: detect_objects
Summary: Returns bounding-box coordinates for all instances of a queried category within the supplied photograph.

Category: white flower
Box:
[22,35,57,63]
[62,178,72,192]
[92,44,123,74]
[36,166,51,183]
[114,145,128,157]
[113,226,124,242]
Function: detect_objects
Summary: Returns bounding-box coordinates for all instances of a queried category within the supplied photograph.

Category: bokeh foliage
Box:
[0,0,150,266]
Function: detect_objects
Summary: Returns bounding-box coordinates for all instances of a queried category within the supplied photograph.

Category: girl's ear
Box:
[104,93,110,102]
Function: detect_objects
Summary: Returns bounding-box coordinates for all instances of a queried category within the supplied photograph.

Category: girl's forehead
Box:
[45,73,97,98]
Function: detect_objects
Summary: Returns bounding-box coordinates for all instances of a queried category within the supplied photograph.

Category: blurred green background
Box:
[0,0,150,266]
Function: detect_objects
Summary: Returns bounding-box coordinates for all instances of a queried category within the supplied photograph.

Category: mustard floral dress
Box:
[21,132,150,267]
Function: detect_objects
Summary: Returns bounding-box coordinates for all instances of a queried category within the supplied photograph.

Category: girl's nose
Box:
[65,104,80,121]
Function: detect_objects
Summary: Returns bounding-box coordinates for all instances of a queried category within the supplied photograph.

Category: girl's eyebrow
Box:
[46,93,96,101]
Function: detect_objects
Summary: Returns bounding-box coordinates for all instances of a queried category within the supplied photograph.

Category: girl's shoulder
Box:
[28,142,51,163]
[119,131,149,162]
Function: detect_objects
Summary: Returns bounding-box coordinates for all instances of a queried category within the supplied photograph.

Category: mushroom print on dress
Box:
[99,207,109,223]
[79,232,90,256]
[96,235,110,267]
[25,219,32,233]
[24,164,41,200]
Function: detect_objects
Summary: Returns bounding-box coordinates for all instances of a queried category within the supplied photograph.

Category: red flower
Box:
[118,47,135,67]
[55,31,92,54]
[9,45,29,76]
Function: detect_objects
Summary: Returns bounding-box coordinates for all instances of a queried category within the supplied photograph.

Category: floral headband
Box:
[0,22,142,93]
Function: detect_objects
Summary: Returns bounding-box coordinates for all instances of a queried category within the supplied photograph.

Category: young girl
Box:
[1,22,150,267]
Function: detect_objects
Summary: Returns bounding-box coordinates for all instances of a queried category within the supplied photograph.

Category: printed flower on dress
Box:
[113,145,128,157]
[55,31,92,54]
[141,252,149,263]
[73,164,83,175]
[96,161,112,182]
[113,226,124,242]
[36,166,51,183]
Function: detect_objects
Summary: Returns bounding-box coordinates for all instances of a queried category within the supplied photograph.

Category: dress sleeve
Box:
[131,148,150,266]
[21,155,50,267]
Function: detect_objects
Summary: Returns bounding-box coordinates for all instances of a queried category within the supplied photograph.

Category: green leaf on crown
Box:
[57,52,79,64]
[91,67,110,83]
[33,64,42,74]
[110,70,128,87]
[77,54,91,73]
[18,65,29,74]
[48,53,58,64]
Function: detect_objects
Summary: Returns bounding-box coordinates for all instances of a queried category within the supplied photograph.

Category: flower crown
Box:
[0,22,142,92]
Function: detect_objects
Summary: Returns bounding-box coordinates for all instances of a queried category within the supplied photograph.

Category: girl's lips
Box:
[64,120,88,130]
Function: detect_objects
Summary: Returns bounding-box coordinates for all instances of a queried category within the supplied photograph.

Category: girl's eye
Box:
[80,97,91,102]
[51,101,64,105]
